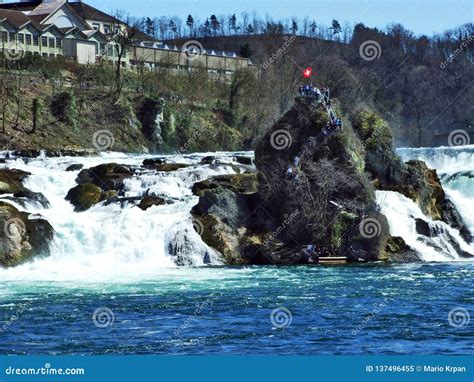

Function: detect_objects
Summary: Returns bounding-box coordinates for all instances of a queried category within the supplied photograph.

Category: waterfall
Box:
[398,145,474,237]
[376,145,474,262]
[376,191,473,262]
[0,152,249,281]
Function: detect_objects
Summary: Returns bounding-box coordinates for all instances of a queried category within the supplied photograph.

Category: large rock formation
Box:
[192,98,469,264]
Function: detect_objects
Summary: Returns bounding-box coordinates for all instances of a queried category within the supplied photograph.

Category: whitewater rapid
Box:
[0,152,250,281]
[0,147,472,281]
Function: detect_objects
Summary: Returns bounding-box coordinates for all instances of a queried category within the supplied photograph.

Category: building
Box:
[0,0,253,77]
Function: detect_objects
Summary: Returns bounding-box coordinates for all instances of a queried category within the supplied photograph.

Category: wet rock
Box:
[66,164,84,172]
[192,173,258,196]
[0,169,31,194]
[0,202,54,268]
[13,190,50,209]
[143,158,165,166]
[66,183,103,212]
[76,163,134,192]
[201,156,215,165]
[384,236,421,262]
[146,163,189,172]
[234,156,253,166]
[138,196,166,211]
[415,218,431,237]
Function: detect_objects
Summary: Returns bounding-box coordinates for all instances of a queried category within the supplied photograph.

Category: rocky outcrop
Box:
[138,196,166,211]
[76,163,134,193]
[352,109,470,242]
[66,183,117,212]
[0,202,54,268]
[0,169,50,208]
[192,99,468,264]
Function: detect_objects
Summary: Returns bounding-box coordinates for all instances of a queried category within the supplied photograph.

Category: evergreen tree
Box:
[290,18,298,34]
[229,14,238,35]
[210,15,220,35]
[145,17,155,36]
[186,14,194,36]
[331,19,342,36]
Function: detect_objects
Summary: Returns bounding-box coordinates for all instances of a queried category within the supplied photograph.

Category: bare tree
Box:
[110,12,145,95]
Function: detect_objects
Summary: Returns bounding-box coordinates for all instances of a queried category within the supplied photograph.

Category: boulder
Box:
[146,163,189,172]
[76,163,133,192]
[66,164,84,172]
[192,173,258,196]
[0,202,54,268]
[0,169,31,194]
[143,158,165,166]
[138,196,166,211]
[66,183,103,212]
[201,156,215,165]
[234,156,253,166]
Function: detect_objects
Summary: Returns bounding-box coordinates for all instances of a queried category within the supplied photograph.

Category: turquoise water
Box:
[1,263,472,355]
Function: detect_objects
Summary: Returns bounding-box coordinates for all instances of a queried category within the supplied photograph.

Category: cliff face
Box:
[192,98,469,264]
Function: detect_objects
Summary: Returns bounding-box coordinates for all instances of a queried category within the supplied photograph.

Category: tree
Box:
[110,12,145,95]
[331,19,342,38]
[210,15,220,36]
[290,18,298,35]
[186,14,194,36]
[239,42,253,58]
[309,20,317,37]
[229,14,238,35]
[169,19,178,36]
[157,16,168,39]
[202,18,212,37]
[145,17,155,36]
[245,24,254,35]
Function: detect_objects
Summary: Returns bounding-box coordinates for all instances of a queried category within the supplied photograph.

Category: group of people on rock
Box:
[286,155,301,181]
[297,83,343,135]
[298,84,331,105]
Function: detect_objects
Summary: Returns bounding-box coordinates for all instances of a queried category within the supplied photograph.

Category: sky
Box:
[78,0,473,36]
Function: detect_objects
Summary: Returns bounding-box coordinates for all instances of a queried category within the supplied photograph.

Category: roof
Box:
[0,1,42,12]
[0,9,35,28]
[29,0,65,16]
[68,1,116,24]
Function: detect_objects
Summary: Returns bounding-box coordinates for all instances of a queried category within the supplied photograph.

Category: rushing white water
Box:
[398,145,474,236]
[376,191,473,262]
[378,145,474,262]
[0,152,252,281]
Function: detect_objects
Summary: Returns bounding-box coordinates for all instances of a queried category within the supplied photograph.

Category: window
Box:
[103,24,111,34]
[107,44,113,56]
[41,36,48,47]
[56,38,62,49]
[92,22,100,31]
[17,33,24,44]
[49,37,55,48]
[9,32,15,42]
[1,32,7,44]
[100,43,106,55]
[25,34,32,45]
[95,43,99,55]
[33,35,39,46]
